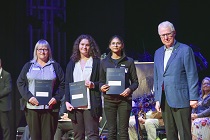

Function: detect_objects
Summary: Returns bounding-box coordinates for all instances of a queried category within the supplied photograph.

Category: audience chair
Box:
[16,127,25,140]
[156,126,166,139]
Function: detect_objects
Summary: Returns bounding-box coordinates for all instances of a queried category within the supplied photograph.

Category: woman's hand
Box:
[29,97,39,106]
[100,84,110,92]
[138,116,146,124]
[191,113,198,120]
[61,113,71,120]
[85,80,95,89]
[48,97,57,106]
[120,88,131,97]
[66,102,74,111]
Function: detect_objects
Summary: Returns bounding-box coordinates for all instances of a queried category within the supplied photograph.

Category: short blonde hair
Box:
[32,39,53,61]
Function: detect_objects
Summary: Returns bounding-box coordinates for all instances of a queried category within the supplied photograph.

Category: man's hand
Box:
[190,100,198,108]
[155,101,161,112]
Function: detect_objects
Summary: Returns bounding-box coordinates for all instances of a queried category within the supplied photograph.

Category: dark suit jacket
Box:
[154,41,199,108]
[0,69,12,111]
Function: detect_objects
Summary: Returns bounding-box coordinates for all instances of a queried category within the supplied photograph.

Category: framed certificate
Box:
[106,68,125,94]
[35,80,53,105]
[69,81,88,108]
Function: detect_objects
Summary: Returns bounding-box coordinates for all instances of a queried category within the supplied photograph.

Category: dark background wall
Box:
[0,0,209,139]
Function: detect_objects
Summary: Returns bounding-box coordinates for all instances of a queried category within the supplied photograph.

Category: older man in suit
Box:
[0,58,12,140]
[154,21,199,140]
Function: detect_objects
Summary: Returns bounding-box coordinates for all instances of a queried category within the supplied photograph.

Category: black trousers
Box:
[104,96,132,140]
[0,111,11,140]
[71,109,100,140]
[25,109,58,140]
[54,121,73,140]
[161,91,192,140]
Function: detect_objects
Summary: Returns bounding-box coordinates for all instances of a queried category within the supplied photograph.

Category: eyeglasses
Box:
[37,49,49,53]
[159,32,174,38]
[202,83,210,86]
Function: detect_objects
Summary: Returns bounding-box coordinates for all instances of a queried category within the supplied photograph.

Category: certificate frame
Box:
[106,67,125,94]
[69,81,88,108]
[34,80,53,105]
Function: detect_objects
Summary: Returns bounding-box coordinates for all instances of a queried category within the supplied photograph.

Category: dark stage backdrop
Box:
[1,0,210,139]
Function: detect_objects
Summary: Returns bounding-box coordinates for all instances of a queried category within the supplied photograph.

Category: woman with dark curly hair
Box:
[65,34,102,140]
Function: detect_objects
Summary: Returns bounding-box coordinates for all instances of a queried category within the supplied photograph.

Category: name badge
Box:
[85,66,92,68]
[32,67,40,70]
[120,65,128,73]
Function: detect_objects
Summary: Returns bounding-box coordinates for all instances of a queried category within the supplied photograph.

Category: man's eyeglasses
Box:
[159,32,174,38]
[37,49,49,53]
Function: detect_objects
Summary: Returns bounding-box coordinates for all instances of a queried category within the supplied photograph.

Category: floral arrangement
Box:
[192,117,210,140]
[132,92,156,117]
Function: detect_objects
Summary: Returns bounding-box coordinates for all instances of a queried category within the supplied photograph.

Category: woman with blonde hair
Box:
[191,77,210,140]
[17,39,65,140]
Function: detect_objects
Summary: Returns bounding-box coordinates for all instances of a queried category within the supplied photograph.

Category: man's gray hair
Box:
[158,21,175,35]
